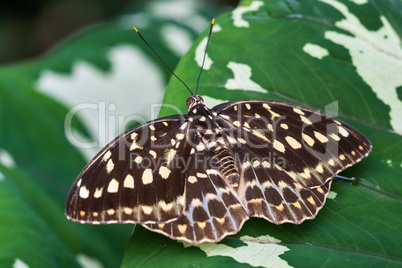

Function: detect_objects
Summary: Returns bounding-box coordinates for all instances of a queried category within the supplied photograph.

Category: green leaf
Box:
[124,0,402,267]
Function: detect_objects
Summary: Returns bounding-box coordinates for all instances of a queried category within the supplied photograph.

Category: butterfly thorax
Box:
[187,98,240,190]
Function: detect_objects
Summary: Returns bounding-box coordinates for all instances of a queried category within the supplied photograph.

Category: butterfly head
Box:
[186,95,204,110]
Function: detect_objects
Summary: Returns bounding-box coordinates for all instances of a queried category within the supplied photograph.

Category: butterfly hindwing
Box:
[144,143,249,243]
[235,146,333,224]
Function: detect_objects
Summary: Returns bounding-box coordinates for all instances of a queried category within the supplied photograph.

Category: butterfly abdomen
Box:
[211,146,240,188]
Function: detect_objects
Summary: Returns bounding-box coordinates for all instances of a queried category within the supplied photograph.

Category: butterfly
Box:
[65,19,372,244]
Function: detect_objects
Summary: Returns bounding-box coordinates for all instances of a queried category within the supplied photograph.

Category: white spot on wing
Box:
[225,62,267,93]
[165,149,177,166]
[242,162,251,169]
[330,133,341,141]
[253,160,260,167]
[158,200,174,212]
[79,186,90,199]
[124,174,135,188]
[159,166,171,179]
[149,150,157,159]
[124,207,133,214]
[252,129,270,142]
[107,178,119,193]
[130,139,142,151]
[134,156,142,164]
[205,193,217,200]
[180,122,188,130]
[293,108,304,115]
[142,168,153,184]
[188,176,197,184]
[196,172,208,178]
[196,143,205,151]
[262,161,270,168]
[285,136,302,149]
[206,169,219,175]
[227,136,238,145]
[302,133,315,146]
[238,137,246,144]
[106,159,114,173]
[102,151,112,161]
[191,198,202,207]
[131,133,138,140]
[94,187,103,198]
[176,133,185,140]
[300,115,313,125]
[316,164,324,173]
[338,125,349,137]
[142,206,153,215]
[220,114,230,120]
[273,140,285,153]
[314,131,329,143]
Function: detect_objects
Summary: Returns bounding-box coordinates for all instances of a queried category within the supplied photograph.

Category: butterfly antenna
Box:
[195,18,215,96]
[133,27,194,95]
[335,174,356,181]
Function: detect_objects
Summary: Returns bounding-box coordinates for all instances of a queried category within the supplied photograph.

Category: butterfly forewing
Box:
[65,115,193,224]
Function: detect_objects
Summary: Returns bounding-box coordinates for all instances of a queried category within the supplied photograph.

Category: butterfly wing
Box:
[65,114,193,224]
[144,139,249,243]
[213,99,371,224]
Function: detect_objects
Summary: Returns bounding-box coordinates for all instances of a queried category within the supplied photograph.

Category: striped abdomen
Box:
[212,146,240,188]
